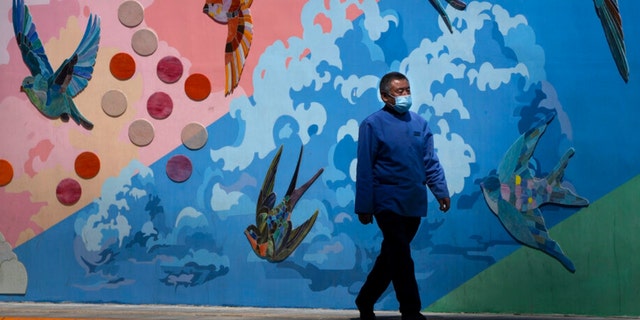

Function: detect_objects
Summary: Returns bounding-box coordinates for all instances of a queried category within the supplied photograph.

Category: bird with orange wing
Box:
[203,0,253,96]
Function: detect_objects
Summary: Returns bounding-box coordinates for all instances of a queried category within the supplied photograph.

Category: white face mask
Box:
[392,94,412,113]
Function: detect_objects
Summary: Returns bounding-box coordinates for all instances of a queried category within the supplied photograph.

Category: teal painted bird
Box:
[428,0,467,33]
[480,112,589,273]
[12,0,101,129]
[593,0,629,82]
[244,145,324,262]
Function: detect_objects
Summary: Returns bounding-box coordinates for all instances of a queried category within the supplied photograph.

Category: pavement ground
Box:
[1,302,639,320]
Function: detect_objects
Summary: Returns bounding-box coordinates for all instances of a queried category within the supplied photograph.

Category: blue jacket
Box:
[355,106,449,217]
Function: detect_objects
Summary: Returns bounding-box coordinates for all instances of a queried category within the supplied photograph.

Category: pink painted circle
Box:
[157,56,183,84]
[166,155,192,183]
[56,178,82,206]
[147,92,173,119]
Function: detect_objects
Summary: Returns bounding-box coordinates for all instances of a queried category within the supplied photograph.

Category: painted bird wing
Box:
[256,146,283,216]
[593,0,629,82]
[272,210,319,262]
[497,112,556,182]
[223,2,253,95]
[59,14,101,98]
[428,0,454,33]
[497,197,575,272]
[12,0,53,77]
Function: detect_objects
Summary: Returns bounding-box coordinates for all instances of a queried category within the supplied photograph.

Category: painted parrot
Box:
[428,0,467,33]
[593,0,629,82]
[244,145,324,262]
[203,0,253,96]
[12,0,100,130]
[480,112,589,273]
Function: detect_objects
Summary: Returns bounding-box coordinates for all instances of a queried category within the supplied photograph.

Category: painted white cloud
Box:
[211,183,244,211]
[210,0,396,172]
[337,119,359,142]
[334,75,380,104]
[78,160,152,252]
[433,119,475,195]
[467,62,529,91]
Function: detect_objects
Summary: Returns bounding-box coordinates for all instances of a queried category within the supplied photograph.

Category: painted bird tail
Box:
[546,148,589,207]
[68,101,94,130]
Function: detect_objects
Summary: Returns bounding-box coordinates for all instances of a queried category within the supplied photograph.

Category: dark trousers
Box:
[356,211,422,315]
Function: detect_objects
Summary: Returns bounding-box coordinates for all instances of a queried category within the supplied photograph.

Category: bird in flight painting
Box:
[245,145,324,263]
[12,0,100,130]
[428,0,467,33]
[480,112,589,272]
[203,0,253,96]
[593,0,629,82]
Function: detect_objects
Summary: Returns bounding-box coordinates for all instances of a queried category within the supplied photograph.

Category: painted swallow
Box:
[593,0,629,82]
[12,0,100,129]
[244,145,324,262]
[203,0,253,96]
[480,112,589,272]
[428,0,467,33]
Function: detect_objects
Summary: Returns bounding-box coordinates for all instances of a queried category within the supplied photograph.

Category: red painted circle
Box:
[166,155,193,183]
[110,52,136,80]
[75,151,101,179]
[0,159,14,186]
[157,56,184,84]
[184,73,211,101]
[147,91,173,119]
[56,178,82,205]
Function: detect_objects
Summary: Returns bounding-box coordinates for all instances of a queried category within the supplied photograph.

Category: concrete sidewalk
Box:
[0,302,638,320]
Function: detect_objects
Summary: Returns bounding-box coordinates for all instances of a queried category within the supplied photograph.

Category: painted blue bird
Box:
[593,0,629,82]
[12,0,101,129]
[428,0,467,33]
[480,112,589,273]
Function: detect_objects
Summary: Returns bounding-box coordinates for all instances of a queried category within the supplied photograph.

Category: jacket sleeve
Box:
[423,123,450,200]
[355,120,376,214]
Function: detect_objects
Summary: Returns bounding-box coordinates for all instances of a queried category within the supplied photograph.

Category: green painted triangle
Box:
[427,174,640,317]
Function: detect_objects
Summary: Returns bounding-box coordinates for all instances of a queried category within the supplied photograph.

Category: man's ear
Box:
[381,92,393,105]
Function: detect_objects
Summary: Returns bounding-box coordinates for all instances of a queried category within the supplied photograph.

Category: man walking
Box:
[355,71,451,320]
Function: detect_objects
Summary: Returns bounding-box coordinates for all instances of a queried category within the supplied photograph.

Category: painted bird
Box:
[480,112,589,273]
[593,0,629,82]
[428,0,467,33]
[203,0,253,96]
[12,0,100,130]
[244,145,324,263]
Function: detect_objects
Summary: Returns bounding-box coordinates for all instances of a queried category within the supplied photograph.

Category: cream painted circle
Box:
[181,122,208,150]
[118,1,144,28]
[101,90,127,117]
[128,119,155,147]
[131,29,158,57]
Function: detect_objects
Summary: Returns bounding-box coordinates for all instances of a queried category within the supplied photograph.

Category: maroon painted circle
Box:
[147,92,173,119]
[166,155,192,183]
[56,178,82,205]
[157,56,184,84]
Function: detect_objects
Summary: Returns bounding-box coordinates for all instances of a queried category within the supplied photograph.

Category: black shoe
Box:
[355,297,376,320]
[401,312,427,320]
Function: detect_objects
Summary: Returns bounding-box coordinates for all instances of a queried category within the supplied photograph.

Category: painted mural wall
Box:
[1,0,639,317]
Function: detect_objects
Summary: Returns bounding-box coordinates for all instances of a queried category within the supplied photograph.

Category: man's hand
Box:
[358,213,374,225]
[438,197,451,213]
